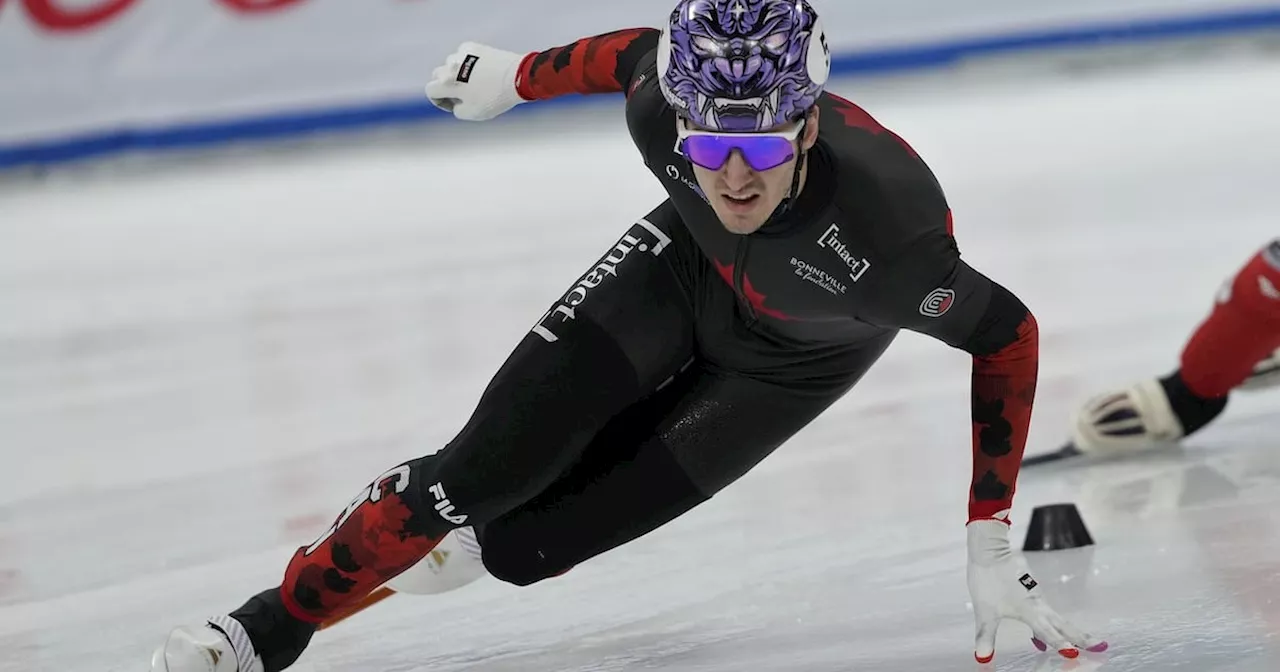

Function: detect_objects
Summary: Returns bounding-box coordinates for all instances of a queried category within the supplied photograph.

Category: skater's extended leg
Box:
[152,203,700,672]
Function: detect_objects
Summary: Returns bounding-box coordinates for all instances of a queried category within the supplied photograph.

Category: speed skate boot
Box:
[148,527,485,671]
[1073,343,1280,456]
[384,525,487,595]
[151,585,315,672]
[1071,371,1229,457]
[150,615,264,672]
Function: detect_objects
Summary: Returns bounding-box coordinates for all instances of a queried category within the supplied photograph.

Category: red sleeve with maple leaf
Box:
[515,28,660,102]
[968,312,1038,522]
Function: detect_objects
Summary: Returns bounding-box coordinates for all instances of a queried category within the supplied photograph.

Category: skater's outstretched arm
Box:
[425,29,660,121]
[515,28,660,101]
[859,222,1107,663]
[857,227,1037,522]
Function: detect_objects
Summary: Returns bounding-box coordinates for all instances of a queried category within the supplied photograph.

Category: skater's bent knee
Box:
[476,532,572,587]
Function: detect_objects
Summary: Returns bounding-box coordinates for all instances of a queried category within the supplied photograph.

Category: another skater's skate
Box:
[1030,242,1280,466]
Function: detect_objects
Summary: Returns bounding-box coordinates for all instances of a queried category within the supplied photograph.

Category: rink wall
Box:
[2,0,1280,170]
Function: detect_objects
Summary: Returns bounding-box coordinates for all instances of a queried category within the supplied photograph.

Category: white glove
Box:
[425,41,530,121]
[966,517,1108,664]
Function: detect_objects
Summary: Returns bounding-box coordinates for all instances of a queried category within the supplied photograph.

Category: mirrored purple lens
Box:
[681,135,796,172]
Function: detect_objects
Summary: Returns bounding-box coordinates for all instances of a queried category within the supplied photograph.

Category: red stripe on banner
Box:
[217,0,307,14]
[21,0,137,32]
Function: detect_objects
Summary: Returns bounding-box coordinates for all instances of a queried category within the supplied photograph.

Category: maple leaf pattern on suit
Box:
[967,313,1038,519]
[714,259,795,321]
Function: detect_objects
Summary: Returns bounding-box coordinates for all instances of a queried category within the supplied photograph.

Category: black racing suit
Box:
[233,29,1040,672]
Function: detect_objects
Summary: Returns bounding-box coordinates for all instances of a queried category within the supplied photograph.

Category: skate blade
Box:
[1022,439,1190,468]
[1022,443,1084,466]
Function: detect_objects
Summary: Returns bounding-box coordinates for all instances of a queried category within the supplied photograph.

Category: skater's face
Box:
[682,107,820,235]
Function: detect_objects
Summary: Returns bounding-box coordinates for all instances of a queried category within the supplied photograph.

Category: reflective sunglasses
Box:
[676,119,804,172]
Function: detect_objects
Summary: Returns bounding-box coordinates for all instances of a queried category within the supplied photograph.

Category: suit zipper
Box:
[732,237,758,325]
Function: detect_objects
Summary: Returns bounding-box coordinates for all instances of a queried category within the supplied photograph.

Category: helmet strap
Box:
[787,145,805,203]
[760,120,808,226]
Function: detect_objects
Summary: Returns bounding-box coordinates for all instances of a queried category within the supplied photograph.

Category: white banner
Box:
[0,0,1277,162]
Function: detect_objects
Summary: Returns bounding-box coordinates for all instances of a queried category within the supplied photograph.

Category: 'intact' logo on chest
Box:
[817,224,871,282]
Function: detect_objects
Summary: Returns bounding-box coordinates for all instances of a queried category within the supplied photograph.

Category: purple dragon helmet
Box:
[657,0,831,132]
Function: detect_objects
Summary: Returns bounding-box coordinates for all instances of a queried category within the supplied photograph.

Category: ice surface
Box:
[2,54,1279,671]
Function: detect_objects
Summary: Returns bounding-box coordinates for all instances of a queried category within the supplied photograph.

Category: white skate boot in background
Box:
[386,525,488,595]
[1071,378,1186,457]
[150,615,263,672]
[1073,346,1279,456]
